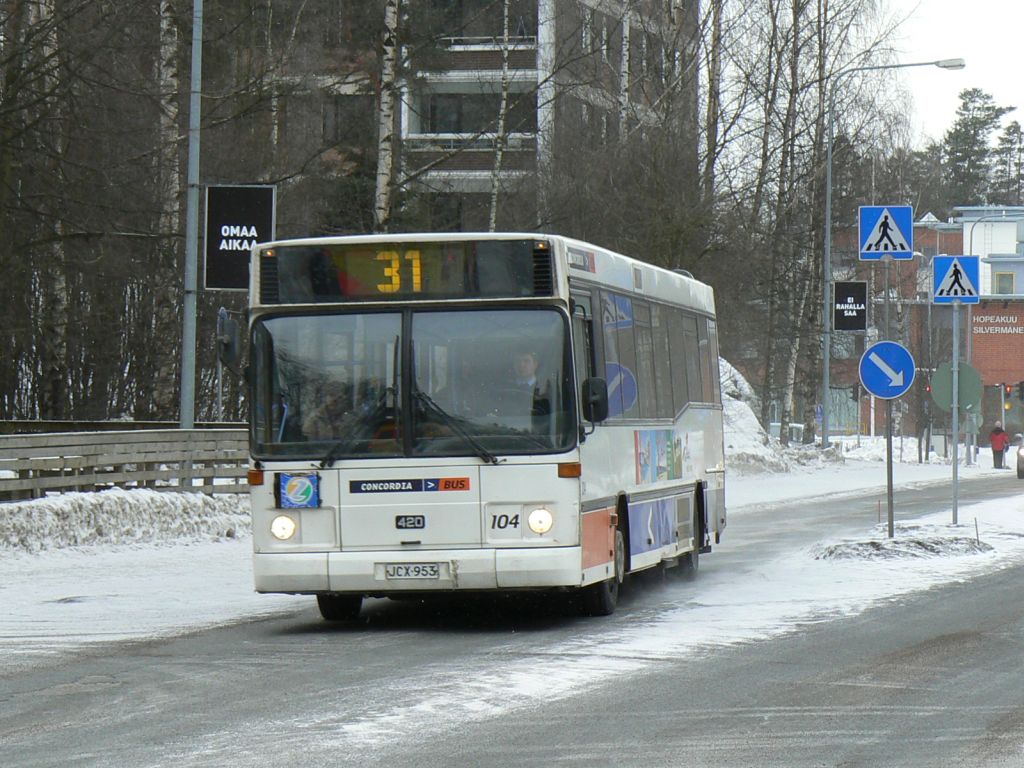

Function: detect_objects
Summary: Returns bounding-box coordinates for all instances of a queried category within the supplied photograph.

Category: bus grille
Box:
[533,248,554,295]
[260,254,279,303]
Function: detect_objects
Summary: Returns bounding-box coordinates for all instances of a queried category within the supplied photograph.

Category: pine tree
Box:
[942,88,1014,205]
[991,120,1024,205]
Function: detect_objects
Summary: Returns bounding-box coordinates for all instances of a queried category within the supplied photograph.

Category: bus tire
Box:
[317,593,362,622]
[678,548,698,579]
[679,496,702,580]
[582,528,624,616]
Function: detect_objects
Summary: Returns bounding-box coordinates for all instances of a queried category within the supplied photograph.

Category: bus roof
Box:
[252,232,715,315]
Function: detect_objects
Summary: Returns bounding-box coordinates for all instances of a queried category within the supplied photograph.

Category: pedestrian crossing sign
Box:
[859,205,914,260]
[932,255,980,304]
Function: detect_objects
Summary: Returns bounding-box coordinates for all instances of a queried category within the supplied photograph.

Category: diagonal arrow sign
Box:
[869,351,904,387]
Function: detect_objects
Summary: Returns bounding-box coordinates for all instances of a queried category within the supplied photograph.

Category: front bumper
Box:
[253,546,584,594]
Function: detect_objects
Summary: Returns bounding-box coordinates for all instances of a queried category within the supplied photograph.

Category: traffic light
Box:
[1017,381,1024,401]
[1004,383,1013,397]
[850,383,860,402]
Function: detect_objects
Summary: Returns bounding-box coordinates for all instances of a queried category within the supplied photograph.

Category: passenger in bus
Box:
[505,348,551,420]
[302,382,353,440]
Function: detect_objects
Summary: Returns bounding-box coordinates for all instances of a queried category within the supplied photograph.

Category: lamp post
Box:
[821,57,965,448]
[180,0,204,428]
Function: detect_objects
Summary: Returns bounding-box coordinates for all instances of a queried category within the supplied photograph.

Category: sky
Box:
[892,0,1022,145]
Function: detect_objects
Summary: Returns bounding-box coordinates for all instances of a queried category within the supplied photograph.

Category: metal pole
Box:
[883,257,895,537]
[886,398,894,537]
[951,302,960,525]
[926,278,933,459]
[822,80,835,448]
[216,356,223,421]
[884,257,891,339]
[179,0,203,429]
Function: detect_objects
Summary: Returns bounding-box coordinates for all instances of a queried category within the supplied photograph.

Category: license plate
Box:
[384,563,440,579]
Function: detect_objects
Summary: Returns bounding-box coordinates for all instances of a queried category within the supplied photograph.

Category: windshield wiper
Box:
[412,388,502,465]
[319,432,358,469]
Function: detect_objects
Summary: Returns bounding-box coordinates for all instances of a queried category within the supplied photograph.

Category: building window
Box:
[994,271,1015,295]
[323,95,374,145]
[411,89,538,135]
[429,0,536,41]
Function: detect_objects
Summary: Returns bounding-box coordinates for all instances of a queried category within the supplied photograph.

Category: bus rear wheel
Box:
[317,593,362,622]
[582,529,625,616]
[677,548,699,579]
[677,497,703,580]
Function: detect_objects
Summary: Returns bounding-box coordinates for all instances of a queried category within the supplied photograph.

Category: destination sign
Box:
[262,240,552,303]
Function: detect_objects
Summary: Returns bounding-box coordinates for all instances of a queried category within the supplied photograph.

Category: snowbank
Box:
[0,489,248,553]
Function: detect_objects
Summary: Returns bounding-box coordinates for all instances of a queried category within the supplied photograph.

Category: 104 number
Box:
[490,513,520,530]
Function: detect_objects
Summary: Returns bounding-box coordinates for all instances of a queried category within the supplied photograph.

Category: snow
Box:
[4,373,1024,754]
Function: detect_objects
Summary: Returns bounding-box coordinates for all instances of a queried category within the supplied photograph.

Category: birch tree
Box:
[373,0,399,232]
[487,0,512,231]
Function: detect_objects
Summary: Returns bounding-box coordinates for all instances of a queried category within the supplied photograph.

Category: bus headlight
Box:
[270,514,298,540]
[527,507,554,534]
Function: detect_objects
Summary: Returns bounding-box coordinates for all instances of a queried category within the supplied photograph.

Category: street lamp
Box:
[821,57,965,448]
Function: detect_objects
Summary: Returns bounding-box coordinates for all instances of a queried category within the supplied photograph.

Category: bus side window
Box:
[650,304,674,418]
[703,318,722,405]
[571,294,595,384]
[681,313,703,404]
[633,301,656,418]
[666,308,689,414]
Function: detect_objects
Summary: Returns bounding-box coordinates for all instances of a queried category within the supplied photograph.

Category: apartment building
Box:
[398,0,698,230]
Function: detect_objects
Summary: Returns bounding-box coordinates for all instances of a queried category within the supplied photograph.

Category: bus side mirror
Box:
[581,377,609,423]
[217,307,242,376]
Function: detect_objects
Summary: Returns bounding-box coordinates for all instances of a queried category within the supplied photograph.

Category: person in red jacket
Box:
[990,421,1010,468]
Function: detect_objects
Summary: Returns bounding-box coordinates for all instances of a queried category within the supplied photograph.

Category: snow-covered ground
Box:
[2,388,1022,678]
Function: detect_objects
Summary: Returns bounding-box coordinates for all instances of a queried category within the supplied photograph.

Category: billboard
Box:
[833,280,867,331]
[204,185,276,290]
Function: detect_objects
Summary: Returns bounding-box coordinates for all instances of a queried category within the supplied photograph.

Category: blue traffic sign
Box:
[859,341,915,400]
[932,255,980,304]
[859,205,914,260]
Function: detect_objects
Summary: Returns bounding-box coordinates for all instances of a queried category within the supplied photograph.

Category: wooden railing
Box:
[0,429,249,502]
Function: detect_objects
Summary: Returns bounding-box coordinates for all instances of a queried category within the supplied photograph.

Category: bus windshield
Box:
[251,307,575,459]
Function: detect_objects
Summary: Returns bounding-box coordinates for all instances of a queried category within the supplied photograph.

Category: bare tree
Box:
[373,0,399,232]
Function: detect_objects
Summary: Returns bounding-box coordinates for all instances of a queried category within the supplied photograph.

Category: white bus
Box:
[228,233,725,619]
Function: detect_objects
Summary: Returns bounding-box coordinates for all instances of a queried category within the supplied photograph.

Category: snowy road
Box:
[3,459,1024,766]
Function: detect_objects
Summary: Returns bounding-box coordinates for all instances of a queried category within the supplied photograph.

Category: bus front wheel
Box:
[582,529,625,616]
[317,593,363,622]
